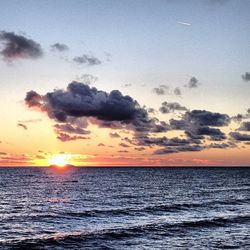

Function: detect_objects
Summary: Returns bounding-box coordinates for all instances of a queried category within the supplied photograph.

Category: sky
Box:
[0,0,250,166]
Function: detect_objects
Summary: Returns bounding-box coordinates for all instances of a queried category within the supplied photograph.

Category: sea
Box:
[0,167,249,249]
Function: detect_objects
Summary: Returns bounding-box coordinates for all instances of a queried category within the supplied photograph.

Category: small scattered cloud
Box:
[0,31,43,61]
[154,144,203,155]
[50,43,69,52]
[109,132,120,138]
[17,123,28,130]
[18,119,42,123]
[75,74,98,85]
[118,150,129,153]
[119,143,130,148]
[134,147,145,151]
[185,76,200,88]
[57,132,89,142]
[242,72,250,82]
[153,85,169,95]
[159,102,188,114]
[104,51,112,62]
[173,87,182,96]
[123,84,132,87]
[73,54,101,66]
[98,143,105,147]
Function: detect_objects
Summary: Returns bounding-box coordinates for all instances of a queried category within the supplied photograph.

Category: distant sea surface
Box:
[0,167,249,249]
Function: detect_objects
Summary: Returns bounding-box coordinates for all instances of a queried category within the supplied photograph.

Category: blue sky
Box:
[1,0,249,113]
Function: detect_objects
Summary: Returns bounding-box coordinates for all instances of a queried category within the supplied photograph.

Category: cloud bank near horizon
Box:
[24,82,249,155]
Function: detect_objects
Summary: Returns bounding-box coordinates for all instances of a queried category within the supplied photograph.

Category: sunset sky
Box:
[0,0,250,166]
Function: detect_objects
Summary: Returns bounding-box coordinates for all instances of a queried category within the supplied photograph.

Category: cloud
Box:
[153,85,169,95]
[54,123,90,135]
[230,132,250,141]
[17,123,28,130]
[123,84,132,87]
[207,143,231,149]
[154,144,203,155]
[73,54,101,66]
[0,31,43,60]
[147,108,156,114]
[118,150,129,153]
[25,90,43,107]
[98,143,105,147]
[173,87,182,96]
[159,102,188,114]
[109,132,120,138]
[183,110,230,127]
[56,132,89,142]
[50,43,69,52]
[238,122,250,131]
[134,147,145,151]
[18,119,42,123]
[195,126,226,141]
[119,143,130,148]
[177,21,191,26]
[242,72,250,82]
[186,77,199,88]
[170,110,230,141]
[25,82,168,138]
[75,74,98,85]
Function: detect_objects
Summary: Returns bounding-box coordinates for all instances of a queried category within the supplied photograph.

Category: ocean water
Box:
[0,167,249,250]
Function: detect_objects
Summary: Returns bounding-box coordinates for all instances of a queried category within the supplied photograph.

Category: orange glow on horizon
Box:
[48,154,71,167]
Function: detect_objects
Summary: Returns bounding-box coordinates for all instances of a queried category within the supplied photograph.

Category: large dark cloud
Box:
[50,43,69,52]
[242,72,250,82]
[159,102,188,114]
[25,82,168,138]
[0,31,43,60]
[73,54,101,66]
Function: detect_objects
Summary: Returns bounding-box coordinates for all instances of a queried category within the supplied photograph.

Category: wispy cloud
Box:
[177,21,191,26]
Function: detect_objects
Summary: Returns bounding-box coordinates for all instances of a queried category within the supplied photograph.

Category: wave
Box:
[2,214,249,249]
[1,197,249,224]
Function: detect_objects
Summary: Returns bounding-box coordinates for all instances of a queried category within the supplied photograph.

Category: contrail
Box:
[177,21,191,26]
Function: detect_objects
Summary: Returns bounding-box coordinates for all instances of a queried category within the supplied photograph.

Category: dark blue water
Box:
[0,167,249,249]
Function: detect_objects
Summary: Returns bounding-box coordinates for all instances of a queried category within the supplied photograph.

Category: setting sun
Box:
[48,154,70,167]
